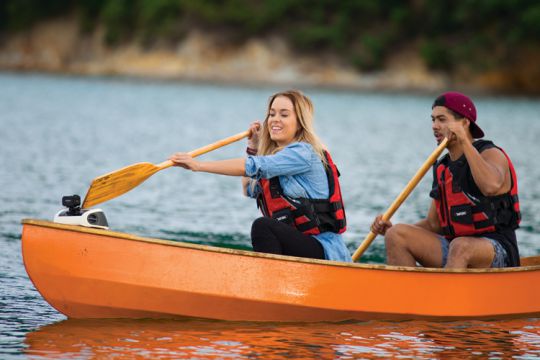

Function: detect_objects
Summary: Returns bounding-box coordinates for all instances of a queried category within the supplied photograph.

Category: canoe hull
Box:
[22,220,540,322]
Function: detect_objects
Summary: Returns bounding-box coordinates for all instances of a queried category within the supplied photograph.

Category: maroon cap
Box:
[433,91,484,138]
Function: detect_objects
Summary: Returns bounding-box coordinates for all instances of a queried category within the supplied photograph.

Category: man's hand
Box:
[446,119,471,144]
[371,214,393,235]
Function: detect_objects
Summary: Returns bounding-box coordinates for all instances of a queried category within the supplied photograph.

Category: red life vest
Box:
[256,151,346,235]
[433,140,520,239]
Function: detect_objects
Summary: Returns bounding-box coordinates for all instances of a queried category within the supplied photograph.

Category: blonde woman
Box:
[169,90,351,262]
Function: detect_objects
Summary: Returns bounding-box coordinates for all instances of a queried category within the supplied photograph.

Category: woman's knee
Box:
[251,217,273,234]
[250,217,281,253]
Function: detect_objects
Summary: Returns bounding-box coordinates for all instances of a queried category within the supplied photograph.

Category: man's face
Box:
[431,106,464,144]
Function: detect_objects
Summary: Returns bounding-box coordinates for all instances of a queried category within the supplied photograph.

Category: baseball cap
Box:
[432,91,484,138]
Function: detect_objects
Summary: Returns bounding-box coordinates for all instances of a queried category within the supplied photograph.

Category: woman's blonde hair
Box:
[257,90,327,165]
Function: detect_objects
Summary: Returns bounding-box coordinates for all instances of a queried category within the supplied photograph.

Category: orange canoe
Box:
[22,219,540,322]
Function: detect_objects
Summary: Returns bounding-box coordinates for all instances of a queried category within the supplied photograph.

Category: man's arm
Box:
[447,119,511,197]
[463,143,511,196]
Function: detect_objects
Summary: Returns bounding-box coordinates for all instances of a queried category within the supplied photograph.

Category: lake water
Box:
[1,72,540,358]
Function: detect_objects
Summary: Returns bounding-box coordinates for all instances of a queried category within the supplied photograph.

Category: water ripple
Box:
[8,318,540,359]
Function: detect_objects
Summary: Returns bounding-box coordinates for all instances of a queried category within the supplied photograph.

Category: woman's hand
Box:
[247,121,262,150]
[371,214,393,235]
[169,152,200,171]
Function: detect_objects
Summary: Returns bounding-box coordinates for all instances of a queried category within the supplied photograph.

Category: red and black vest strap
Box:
[267,176,346,233]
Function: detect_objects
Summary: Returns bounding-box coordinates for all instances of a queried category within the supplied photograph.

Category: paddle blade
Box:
[82,162,160,209]
[81,130,249,209]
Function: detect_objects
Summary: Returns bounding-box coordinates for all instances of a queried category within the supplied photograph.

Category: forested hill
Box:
[1,0,540,94]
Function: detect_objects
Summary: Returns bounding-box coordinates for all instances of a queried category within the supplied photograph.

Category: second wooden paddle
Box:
[352,137,449,262]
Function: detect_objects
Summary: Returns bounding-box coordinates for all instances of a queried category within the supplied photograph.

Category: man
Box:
[371,92,521,268]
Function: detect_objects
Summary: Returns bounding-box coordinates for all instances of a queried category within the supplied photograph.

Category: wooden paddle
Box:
[82,130,250,209]
[352,137,449,262]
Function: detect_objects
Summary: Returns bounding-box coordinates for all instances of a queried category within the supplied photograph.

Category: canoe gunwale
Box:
[22,219,540,274]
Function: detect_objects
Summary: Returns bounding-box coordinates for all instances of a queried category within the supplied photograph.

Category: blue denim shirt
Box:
[245,142,352,262]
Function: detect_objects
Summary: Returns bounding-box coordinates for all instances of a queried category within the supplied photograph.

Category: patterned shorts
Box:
[438,235,508,268]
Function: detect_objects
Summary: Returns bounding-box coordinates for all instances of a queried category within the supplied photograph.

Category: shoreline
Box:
[1,17,539,96]
[4,69,538,100]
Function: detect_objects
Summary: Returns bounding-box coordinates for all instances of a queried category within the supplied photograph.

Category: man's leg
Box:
[385,224,444,267]
[445,236,495,268]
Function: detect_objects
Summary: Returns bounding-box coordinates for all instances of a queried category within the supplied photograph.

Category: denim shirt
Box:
[245,142,352,262]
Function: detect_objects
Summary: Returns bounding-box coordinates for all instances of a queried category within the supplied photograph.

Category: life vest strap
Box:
[295,218,346,234]
[296,220,319,233]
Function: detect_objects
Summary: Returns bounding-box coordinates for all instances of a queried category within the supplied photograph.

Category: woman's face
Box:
[267,96,300,147]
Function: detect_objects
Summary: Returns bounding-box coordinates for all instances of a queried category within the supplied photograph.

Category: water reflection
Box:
[24,318,540,359]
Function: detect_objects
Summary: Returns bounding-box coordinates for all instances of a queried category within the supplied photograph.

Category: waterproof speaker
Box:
[53,194,109,230]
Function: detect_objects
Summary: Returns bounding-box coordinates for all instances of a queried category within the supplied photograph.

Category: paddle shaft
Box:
[155,130,250,169]
[352,138,449,262]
